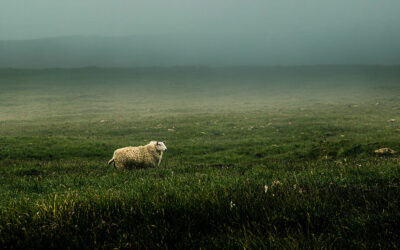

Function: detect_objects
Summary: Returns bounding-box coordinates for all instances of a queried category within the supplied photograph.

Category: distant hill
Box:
[1,34,399,68]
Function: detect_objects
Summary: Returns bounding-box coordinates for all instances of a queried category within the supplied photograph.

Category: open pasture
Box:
[0,66,400,248]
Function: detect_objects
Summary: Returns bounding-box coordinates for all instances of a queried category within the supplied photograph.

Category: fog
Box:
[1,0,400,67]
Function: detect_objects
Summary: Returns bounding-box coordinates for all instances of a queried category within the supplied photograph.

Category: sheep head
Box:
[155,141,167,152]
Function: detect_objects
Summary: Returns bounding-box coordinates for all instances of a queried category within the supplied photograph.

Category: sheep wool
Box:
[108,141,167,169]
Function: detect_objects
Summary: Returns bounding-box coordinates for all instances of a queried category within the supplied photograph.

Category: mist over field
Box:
[1,33,400,68]
[1,0,400,249]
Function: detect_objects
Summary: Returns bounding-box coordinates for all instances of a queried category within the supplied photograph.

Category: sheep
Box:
[108,141,167,170]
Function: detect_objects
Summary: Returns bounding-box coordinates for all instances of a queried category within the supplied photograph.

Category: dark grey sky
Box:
[1,0,399,40]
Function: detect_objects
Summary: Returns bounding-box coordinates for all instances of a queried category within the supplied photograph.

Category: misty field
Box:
[1,66,400,249]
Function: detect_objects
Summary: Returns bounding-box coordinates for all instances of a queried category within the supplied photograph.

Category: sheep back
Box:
[112,143,160,169]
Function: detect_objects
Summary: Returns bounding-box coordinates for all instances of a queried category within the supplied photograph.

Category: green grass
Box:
[0,67,400,249]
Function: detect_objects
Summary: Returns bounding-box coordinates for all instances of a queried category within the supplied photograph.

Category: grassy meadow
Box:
[0,66,400,249]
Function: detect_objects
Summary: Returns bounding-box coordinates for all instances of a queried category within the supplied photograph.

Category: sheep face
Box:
[155,141,167,152]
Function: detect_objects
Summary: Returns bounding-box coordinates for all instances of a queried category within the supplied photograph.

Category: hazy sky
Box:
[1,0,400,66]
[1,0,399,40]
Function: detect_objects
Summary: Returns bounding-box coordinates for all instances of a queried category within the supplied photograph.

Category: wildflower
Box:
[230,201,236,209]
[293,184,297,190]
[264,185,269,193]
[271,180,282,188]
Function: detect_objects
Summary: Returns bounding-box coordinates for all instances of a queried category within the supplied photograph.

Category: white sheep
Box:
[108,141,167,169]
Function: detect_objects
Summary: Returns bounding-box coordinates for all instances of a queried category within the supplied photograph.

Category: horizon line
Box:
[1,64,400,70]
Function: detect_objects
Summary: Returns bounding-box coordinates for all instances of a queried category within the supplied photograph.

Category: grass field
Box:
[1,66,400,249]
